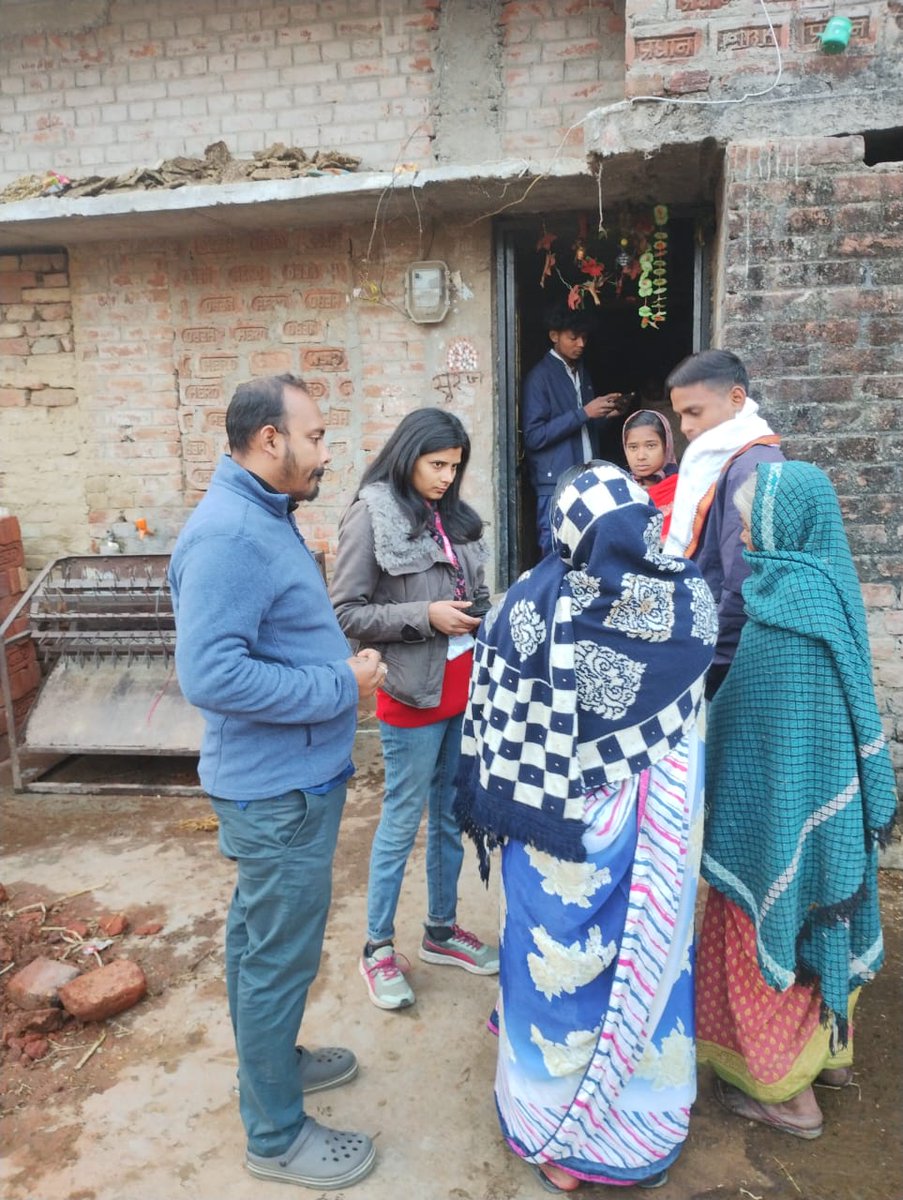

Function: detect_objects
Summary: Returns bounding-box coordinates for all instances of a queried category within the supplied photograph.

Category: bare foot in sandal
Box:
[816,1066,854,1087]
[715,1078,824,1140]
[535,1162,582,1192]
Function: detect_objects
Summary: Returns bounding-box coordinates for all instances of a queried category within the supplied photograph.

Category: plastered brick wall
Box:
[0,0,626,186]
[624,0,896,100]
[0,0,441,181]
[2,221,496,578]
[717,135,903,777]
[0,251,89,557]
[69,240,184,551]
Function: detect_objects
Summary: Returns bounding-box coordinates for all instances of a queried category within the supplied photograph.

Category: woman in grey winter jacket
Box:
[330,408,499,1011]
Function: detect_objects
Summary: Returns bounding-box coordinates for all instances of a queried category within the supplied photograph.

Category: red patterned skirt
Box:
[695,889,855,1102]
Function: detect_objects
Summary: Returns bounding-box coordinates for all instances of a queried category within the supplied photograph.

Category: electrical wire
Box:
[612,0,784,109]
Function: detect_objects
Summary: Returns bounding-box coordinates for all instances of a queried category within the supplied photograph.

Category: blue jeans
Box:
[367,715,465,943]
[212,784,346,1157]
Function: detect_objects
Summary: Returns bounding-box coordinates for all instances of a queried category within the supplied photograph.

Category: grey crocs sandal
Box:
[234,1044,358,1098]
[246,1117,376,1190]
[297,1045,359,1093]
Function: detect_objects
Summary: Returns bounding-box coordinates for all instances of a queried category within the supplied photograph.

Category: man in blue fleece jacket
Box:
[169,374,385,1191]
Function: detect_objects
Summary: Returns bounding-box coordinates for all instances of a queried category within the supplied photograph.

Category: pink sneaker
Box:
[418,925,499,974]
[359,944,414,1010]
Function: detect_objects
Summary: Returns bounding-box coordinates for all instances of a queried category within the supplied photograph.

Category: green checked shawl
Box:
[703,461,897,1033]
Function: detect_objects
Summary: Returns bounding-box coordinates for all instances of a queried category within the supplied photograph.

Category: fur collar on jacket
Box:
[359,481,486,574]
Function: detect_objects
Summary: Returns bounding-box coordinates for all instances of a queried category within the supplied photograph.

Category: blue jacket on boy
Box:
[522,351,598,494]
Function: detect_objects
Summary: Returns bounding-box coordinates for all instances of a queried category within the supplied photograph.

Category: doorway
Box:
[494,208,713,582]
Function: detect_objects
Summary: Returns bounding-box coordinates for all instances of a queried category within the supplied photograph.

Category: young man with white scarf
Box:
[664,350,784,699]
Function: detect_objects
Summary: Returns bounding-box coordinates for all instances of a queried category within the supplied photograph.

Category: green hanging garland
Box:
[638,205,668,330]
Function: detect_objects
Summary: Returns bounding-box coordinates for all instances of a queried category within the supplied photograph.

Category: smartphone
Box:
[467,588,493,619]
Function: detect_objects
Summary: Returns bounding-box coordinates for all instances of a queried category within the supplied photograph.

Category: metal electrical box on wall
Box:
[404,260,450,323]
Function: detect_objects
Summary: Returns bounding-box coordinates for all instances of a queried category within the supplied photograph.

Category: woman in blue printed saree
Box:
[456,463,717,1192]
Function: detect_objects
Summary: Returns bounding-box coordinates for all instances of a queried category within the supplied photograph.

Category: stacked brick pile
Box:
[0,515,40,763]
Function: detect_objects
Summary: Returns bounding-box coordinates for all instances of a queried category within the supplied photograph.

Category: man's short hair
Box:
[226,374,308,453]
[544,302,592,338]
[665,349,749,396]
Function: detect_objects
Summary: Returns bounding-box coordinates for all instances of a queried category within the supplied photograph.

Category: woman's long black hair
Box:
[357,407,484,543]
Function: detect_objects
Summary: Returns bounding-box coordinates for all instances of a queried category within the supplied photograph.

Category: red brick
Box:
[836,231,903,257]
[6,957,80,1011]
[665,69,711,93]
[8,660,41,702]
[0,270,38,291]
[0,686,38,737]
[786,207,833,232]
[35,303,72,320]
[0,565,29,597]
[23,1036,50,1060]
[58,959,147,1021]
[0,338,29,356]
[0,387,27,407]
[2,1007,65,1042]
[6,642,38,674]
[832,173,903,203]
[98,913,129,936]
[20,253,64,271]
[0,516,22,546]
[0,540,25,569]
[794,136,862,166]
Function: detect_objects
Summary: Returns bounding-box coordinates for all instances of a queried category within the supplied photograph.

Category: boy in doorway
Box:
[522,303,625,556]
[664,349,783,698]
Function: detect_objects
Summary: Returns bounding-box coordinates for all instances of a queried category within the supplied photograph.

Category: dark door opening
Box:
[495,209,712,581]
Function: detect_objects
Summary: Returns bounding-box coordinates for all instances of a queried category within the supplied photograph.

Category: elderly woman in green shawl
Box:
[696,460,897,1139]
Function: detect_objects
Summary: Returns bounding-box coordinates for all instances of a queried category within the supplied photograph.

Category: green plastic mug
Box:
[820,15,853,53]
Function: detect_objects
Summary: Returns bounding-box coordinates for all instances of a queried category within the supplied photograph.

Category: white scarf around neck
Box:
[664,397,775,556]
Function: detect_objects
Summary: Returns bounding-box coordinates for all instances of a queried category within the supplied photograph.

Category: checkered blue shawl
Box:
[703,461,897,1031]
[456,465,716,873]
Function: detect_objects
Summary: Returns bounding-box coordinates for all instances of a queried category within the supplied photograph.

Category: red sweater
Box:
[376,649,473,728]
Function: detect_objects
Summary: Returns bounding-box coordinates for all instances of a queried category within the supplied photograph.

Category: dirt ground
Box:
[1,730,901,1200]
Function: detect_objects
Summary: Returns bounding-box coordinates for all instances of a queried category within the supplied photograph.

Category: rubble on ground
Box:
[0,141,362,204]
[0,884,162,1069]
[58,960,147,1022]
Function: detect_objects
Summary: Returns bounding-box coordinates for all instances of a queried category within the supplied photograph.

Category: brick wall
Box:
[499,0,625,155]
[0,0,626,186]
[0,0,441,181]
[718,135,903,777]
[624,0,895,99]
[69,241,184,550]
[1,220,495,575]
[0,251,90,558]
